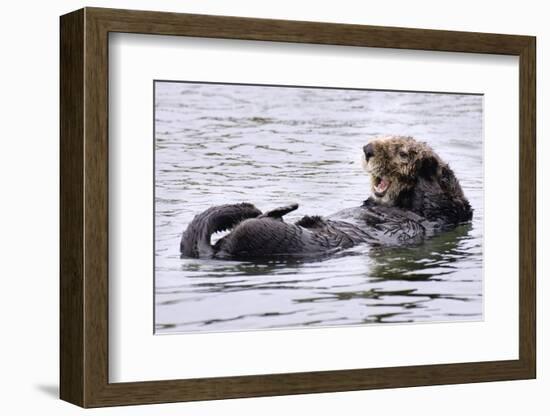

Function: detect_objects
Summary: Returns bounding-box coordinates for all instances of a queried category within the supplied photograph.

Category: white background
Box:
[110,34,518,382]
[0,0,546,414]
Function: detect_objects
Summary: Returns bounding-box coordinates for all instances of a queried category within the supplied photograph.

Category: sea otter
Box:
[180,136,473,259]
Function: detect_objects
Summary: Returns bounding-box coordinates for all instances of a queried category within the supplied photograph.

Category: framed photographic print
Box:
[60,7,536,408]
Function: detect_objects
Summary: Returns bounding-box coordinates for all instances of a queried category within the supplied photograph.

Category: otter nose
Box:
[363,143,375,161]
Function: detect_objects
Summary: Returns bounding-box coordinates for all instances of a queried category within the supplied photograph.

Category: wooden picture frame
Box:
[60,7,536,408]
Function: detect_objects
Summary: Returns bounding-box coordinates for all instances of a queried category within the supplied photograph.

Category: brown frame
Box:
[60,7,536,408]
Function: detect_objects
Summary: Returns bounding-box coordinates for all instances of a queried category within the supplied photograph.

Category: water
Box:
[154,81,483,334]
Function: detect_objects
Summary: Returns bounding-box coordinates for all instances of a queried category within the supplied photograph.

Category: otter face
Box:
[361,136,441,205]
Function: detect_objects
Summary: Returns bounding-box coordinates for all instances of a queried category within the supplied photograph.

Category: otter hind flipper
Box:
[180,202,262,258]
[259,203,299,220]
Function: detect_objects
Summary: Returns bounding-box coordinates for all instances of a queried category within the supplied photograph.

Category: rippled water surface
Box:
[154,81,483,334]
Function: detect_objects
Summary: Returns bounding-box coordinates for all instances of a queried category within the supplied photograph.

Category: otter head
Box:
[361,135,472,223]
[362,136,440,205]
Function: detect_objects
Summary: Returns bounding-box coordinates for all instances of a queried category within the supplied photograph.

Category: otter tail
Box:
[180,203,262,258]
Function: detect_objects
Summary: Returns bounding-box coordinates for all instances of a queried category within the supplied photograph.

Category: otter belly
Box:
[329,204,432,246]
[180,202,440,259]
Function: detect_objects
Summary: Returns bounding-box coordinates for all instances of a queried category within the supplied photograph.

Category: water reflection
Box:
[368,223,475,281]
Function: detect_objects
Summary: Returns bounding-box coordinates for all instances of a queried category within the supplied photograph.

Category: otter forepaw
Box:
[362,197,378,207]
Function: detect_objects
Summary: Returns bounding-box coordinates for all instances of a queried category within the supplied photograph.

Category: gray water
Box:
[154,81,483,334]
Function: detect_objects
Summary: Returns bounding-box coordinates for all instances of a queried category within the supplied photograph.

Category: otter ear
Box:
[419,155,439,178]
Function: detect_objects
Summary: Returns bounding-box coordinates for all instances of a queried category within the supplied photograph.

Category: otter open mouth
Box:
[373,176,391,197]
